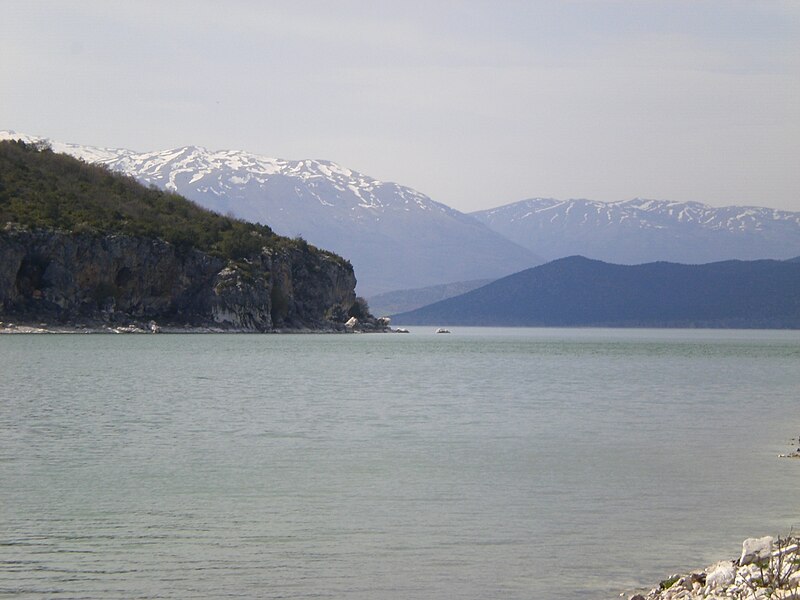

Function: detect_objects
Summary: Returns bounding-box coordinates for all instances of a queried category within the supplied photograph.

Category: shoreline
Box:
[0,319,396,335]
[624,535,800,600]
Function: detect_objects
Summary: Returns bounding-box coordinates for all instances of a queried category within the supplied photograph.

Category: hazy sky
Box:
[2,1,799,212]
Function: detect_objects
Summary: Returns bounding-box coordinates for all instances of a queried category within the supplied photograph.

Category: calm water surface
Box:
[1,328,799,599]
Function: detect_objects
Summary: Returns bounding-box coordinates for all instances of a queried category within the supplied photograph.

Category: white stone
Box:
[706,561,736,589]
[741,536,775,566]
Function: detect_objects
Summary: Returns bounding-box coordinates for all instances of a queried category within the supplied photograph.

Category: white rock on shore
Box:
[627,535,800,600]
[740,536,775,566]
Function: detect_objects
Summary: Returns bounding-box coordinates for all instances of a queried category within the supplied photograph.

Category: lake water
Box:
[1,328,799,599]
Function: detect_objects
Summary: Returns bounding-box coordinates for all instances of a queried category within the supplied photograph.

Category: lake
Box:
[1,328,799,598]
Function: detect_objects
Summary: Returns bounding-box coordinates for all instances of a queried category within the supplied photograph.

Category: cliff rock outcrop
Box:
[0,227,356,331]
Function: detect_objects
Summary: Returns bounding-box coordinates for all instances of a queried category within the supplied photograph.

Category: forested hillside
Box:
[0,140,357,331]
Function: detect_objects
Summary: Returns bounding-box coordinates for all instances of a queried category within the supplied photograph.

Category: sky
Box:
[2,1,799,213]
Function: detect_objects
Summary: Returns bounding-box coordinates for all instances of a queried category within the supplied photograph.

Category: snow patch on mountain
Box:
[472,197,800,265]
[478,197,800,233]
[1,130,539,294]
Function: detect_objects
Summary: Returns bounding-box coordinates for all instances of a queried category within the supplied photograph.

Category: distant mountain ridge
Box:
[392,256,800,329]
[0,131,541,295]
[471,198,800,265]
[367,278,492,317]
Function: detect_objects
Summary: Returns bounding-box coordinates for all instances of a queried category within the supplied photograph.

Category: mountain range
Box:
[472,198,800,265]
[0,131,540,296]
[3,131,800,300]
[391,256,800,328]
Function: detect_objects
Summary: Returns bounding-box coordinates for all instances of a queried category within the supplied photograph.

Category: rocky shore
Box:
[0,317,395,334]
[0,314,396,334]
[626,535,800,600]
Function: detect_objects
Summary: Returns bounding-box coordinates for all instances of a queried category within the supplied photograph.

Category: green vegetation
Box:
[659,575,680,590]
[347,296,371,320]
[0,139,345,264]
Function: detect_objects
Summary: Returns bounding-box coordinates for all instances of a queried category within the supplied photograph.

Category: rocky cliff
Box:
[0,227,356,331]
[0,139,361,332]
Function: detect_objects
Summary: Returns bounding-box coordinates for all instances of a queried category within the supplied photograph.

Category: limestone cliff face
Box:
[0,228,356,331]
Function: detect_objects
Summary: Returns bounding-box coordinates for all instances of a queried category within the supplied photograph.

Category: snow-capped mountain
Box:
[471,197,800,265]
[1,131,540,295]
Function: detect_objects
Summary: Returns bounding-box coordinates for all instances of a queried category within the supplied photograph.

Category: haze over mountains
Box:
[367,279,492,318]
[3,131,800,303]
[472,198,800,265]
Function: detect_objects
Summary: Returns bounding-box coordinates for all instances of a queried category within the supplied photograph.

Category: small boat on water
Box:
[435,328,451,334]
[395,328,410,333]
